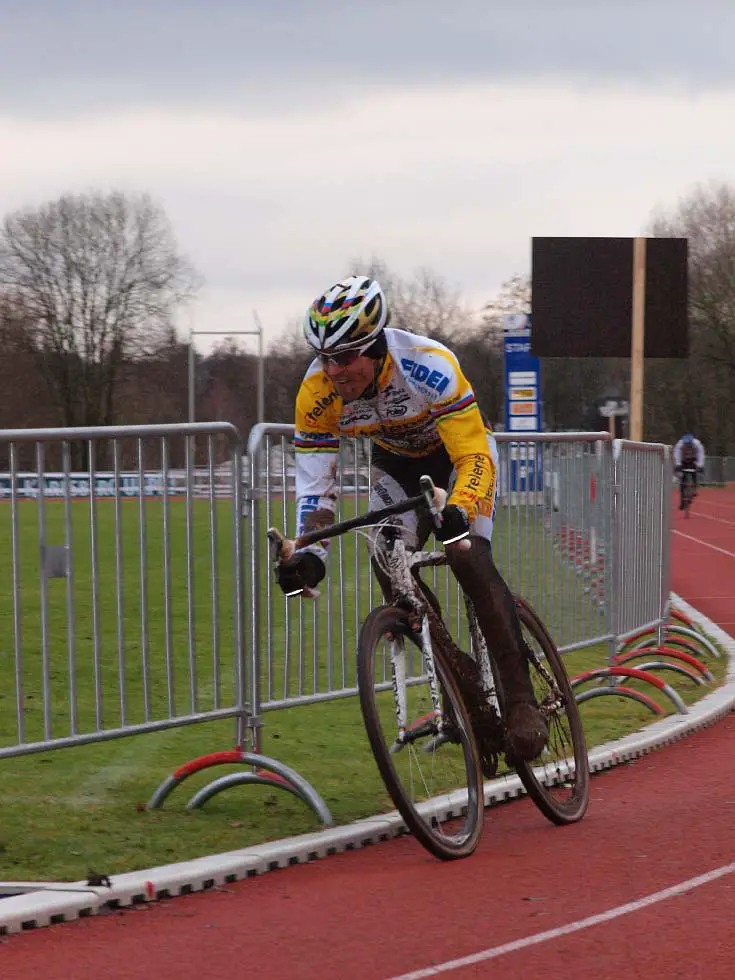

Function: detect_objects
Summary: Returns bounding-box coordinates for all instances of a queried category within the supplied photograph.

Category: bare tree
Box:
[350,258,476,341]
[647,182,735,452]
[265,323,312,424]
[651,183,735,371]
[0,191,198,446]
[0,294,50,464]
[114,329,190,427]
[480,274,628,432]
[480,274,531,335]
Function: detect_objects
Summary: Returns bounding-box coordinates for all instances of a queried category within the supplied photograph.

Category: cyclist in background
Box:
[673,433,705,510]
[275,275,548,763]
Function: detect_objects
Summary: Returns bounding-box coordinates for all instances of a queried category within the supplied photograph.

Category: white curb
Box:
[2,591,733,936]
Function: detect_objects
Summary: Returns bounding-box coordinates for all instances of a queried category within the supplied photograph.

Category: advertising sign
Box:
[503,314,543,495]
[0,472,186,499]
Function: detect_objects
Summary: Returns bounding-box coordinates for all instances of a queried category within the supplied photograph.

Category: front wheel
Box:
[358,605,484,860]
[681,474,695,516]
[513,599,590,825]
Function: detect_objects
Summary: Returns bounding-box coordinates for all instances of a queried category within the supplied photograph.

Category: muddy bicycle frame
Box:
[267,476,554,746]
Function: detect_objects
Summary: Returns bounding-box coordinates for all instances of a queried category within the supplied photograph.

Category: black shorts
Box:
[369,439,499,547]
[370,444,453,497]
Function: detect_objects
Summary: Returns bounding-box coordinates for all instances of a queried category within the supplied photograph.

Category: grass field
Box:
[0,498,725,882]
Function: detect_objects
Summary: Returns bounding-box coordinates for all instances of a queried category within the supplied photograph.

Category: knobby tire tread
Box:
[513,599,590,825]
[358,605,484,861]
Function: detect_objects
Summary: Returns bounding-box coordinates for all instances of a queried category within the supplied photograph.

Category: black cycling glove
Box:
[277,551,326,596]
[434,504,471,545]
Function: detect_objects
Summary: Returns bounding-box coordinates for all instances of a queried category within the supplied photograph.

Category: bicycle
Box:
[268,475,590,861]
[679,466,698,518]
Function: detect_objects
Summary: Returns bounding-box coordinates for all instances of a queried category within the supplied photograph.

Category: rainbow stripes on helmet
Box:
[304,275,389,354]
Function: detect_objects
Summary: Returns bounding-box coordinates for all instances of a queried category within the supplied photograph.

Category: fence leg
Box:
[147,748,334,826]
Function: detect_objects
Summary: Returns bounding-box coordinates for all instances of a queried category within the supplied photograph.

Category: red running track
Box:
[4,486,735,980]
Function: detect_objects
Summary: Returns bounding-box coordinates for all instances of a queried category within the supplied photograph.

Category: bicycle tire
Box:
[681,472,695,516]
[358,605,484,861]
[512,599,590,825]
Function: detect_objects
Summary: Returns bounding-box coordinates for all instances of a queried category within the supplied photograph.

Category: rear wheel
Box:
[512,599,590,825]
[358,605,484,860]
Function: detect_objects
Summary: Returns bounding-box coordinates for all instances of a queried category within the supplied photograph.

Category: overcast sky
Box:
[2,0,734,354]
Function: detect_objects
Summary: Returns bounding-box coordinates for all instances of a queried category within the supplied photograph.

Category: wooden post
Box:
[630,237,646,442]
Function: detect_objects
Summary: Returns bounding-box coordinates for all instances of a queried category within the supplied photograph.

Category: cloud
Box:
[2,0,735,118]
[1,79,734,348]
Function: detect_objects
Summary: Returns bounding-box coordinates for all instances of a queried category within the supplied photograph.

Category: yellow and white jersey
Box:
[294,328,495,533]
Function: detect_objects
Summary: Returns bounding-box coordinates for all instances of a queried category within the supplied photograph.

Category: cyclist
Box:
[673,433,705,510]
[275,274,548,763]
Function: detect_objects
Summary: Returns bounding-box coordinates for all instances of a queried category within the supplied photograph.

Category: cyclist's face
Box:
[321,352,375,401]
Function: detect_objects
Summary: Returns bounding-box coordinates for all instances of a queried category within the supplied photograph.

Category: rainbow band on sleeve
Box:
[430,392,477,422]
[294,435,340,453]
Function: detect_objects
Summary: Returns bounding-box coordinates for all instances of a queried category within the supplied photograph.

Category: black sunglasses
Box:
[318,348,363,368]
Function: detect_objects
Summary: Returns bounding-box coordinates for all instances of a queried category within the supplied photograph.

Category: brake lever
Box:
[419,474,443,531]
[419,474,471,552]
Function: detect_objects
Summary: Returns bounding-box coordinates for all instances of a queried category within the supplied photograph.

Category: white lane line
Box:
[697,498,735,513]
[681,595,735,600]
[385,860,735,979]
[692,512,735,528]
[673,529,735,559]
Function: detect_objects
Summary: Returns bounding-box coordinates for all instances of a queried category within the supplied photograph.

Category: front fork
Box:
[383,537,444,743]
[390,634,409,736]
[419,613,444,724]
[390,612,444,746]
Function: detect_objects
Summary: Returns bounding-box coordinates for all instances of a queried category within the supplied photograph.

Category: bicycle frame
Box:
[268,485,498,744]
[680,467,697,513]
[267,481,557,749]
[370,531,562,758]
[680,468,697,487]
[368,529,503,750]
[379,535,447,743]
[269,475,591,857]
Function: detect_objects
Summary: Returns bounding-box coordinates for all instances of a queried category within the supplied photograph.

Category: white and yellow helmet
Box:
[304,275,389,354]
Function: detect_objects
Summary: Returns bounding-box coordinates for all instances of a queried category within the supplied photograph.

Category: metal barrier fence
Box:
[0,421,672,825]
[669,455,735,486]
[698,455,735,485]
[246,425,672,731]
[611,440,672,640]
[0,423,250,759]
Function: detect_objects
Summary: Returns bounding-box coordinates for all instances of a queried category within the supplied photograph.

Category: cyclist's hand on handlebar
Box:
[434,503,471,549]
[418,475,471,551]
[276,550,326,598]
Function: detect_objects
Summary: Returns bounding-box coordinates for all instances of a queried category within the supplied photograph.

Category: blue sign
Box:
[507,443,544,494]
[503,314,543,493]
[503,313,542,434]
